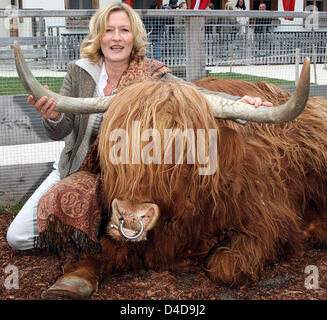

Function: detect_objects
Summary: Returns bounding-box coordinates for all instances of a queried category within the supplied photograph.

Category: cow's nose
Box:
[111,198,160,231]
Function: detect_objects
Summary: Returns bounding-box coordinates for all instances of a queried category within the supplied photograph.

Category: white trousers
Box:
[6,162,61,250]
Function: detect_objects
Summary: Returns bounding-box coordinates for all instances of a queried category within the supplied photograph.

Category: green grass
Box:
[208,72,296,86]
[0,72,295,96]
[0,77,64,96]
[0,202,23,214]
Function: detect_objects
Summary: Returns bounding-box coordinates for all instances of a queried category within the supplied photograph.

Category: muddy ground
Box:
[0,208,326,301]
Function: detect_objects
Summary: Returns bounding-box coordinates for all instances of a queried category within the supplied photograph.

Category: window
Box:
[65,0,99,9]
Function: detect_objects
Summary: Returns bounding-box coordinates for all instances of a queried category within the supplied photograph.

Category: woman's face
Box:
[100,10,134,65]
[239,0,243,5]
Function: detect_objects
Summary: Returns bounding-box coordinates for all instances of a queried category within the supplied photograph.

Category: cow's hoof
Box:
[41,276,95,300]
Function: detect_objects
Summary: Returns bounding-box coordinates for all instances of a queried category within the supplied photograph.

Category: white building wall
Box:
[23,0,65,36]
[99,0,118,8]
[19,0,119,36]
[0,0,11,36]
[0,0,11,8]
[23,0,64,10]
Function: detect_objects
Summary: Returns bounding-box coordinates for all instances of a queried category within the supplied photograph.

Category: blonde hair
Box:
[80,2,148,63]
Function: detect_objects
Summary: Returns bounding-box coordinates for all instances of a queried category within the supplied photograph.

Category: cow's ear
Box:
[218,126,245,172]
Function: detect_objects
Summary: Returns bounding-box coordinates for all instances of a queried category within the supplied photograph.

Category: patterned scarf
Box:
[37,57,171,254]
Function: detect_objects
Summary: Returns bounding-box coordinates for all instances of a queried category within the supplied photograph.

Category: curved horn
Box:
[13,41,111,114]
[204,57,310,123]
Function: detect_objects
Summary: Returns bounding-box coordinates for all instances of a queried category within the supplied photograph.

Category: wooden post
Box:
[9,18,19,37]
[295,48,300,85]
[229,44,233,73]
[313,44,317,84]
[185,16,206,81]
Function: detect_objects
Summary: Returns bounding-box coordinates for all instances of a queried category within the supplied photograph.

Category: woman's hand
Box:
[240,95,273,108]
[27,85,61,121]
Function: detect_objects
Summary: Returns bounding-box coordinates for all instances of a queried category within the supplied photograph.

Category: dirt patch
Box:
[0,209,326,300]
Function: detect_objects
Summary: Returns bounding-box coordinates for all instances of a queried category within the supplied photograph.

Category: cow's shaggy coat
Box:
[47,79,327,298]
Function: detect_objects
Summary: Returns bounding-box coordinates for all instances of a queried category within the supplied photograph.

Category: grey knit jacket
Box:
[43,59,239,179]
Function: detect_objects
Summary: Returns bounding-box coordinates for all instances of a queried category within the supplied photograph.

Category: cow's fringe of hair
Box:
[98,80,221,211]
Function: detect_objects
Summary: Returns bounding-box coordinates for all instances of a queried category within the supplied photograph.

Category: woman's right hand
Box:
[28,85,61,121]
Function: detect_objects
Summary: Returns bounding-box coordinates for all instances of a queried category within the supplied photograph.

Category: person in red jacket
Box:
[191,0,211,10]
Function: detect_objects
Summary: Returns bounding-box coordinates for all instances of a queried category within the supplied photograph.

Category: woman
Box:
[7,2,271,251]
[235,0,249,34]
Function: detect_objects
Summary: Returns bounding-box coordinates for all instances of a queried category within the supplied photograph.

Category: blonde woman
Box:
[7,2,169,251]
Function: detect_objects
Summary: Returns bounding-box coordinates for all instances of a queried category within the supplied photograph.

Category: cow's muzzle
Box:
[107,198,160,242]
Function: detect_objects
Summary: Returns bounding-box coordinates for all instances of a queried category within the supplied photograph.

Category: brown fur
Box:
[59,78,327,295]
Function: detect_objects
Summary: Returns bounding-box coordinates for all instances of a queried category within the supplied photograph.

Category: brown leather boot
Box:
[41,276,97,300]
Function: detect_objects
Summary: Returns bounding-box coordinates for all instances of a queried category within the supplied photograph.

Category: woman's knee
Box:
[6,220,35,250]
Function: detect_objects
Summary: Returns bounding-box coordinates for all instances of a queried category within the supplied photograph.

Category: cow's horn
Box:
[204,57,310,123]
[13,41,111,114]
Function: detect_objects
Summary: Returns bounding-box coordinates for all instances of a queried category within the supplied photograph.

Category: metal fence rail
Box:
[1,10,327,76]
[44,30,327,71]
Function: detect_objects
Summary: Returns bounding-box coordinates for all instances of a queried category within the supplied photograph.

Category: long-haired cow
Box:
[13,42,327,299]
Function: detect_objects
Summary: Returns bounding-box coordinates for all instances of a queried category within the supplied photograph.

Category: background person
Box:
[254,3,272,34]
[161,0,178,9]
[218,1,238,35]
[253,3,272,54]
[191,0,211,10]
[178,2,187,9]
[235,0,248,34]
[142,0,163,60]
[205,2,214,9]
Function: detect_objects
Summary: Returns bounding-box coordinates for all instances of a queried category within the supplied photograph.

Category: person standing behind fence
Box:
[205,2,214,10]
[161,0,178,9]
[253,3,272,54]
[160,0,177,57]
[235,0,248,34]
[204,3,215,34]
[142,0,163,60]
[191,0,211,10]
[254,3,272,34]
[218,1,238,35]
[178,2,187,9]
